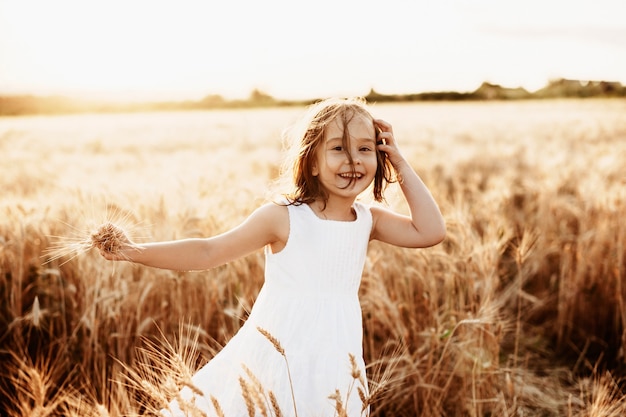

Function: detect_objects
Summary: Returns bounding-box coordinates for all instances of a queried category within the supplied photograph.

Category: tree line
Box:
[1,79,624,116]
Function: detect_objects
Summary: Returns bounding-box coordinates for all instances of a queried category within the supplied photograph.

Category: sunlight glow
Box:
[1,0,625,101]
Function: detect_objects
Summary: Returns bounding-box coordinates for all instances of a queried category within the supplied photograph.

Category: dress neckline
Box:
[303,202,360,223]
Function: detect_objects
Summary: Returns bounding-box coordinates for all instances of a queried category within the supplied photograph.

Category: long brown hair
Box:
[281,97,395,206]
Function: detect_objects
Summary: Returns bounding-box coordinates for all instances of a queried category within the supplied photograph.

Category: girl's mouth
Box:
[338,172,364,179]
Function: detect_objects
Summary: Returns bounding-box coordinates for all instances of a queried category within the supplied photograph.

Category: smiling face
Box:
[312,112,378,201]
[286,98,393,206]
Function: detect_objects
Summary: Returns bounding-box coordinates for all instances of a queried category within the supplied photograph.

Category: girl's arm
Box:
[370,119,446,248]
[99,203,288,271]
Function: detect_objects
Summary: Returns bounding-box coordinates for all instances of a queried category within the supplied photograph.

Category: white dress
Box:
[163,202,372,417]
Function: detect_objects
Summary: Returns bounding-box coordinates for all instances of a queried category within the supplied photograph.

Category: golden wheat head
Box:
[43,203,144,265]
[90,221,127,254]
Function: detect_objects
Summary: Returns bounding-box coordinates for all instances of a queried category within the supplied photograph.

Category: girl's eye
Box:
[360,147,372,152]
[332,146,343,151]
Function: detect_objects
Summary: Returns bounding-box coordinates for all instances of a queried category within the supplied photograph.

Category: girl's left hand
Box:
[374,119,405,168]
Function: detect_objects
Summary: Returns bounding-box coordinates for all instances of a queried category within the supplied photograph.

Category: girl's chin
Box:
[335,181,370,194]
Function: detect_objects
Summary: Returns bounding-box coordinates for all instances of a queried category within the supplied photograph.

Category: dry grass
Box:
[1,100,626,416]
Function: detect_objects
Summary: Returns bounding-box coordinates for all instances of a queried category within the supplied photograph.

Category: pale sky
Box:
[1,0,625,101]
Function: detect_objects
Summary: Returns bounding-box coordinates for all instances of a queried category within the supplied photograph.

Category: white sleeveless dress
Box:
[163,202,372,417]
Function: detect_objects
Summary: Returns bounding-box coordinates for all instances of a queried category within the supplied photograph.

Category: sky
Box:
[1,0,625,101]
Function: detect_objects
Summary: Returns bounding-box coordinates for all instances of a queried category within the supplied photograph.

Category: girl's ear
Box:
[312,160,319,176]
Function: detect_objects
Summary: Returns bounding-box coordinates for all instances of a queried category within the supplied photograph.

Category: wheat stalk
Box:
[256,327,298,417]
[239,376,256,417]
[243,364,270,417]
[210,396,225,417]
[328,389,348,417]
[257,326,285,355]
[41,203,143,265]
[358,386,370,414]
[89,221,127,254]
[269,391,284,417]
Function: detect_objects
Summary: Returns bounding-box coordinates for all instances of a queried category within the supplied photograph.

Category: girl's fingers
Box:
[374,118,393,132]
[375,119,403,165]
[376,130,397,149]
[378,131,394,143]
[374,119,395,146]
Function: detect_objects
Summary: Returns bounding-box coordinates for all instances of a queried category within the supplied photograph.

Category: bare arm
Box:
[370,119,446,248]
[99,203,288,271]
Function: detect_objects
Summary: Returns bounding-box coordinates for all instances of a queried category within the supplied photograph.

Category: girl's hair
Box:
[279,97,395,206]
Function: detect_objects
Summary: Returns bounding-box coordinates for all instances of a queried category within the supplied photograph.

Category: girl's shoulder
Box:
[248,202,289,250]
[254,201,289,223]
[368,203,397,230]
[369,203,398,218]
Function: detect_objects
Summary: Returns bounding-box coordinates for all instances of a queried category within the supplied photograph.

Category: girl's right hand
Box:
[91,222,136,261]
[98,244,137,261]
[374,118,405,169]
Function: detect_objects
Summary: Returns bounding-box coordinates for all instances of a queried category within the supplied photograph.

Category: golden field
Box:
[1,99,625,416]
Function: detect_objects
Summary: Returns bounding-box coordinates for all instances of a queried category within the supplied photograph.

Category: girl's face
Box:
[312,113,378,200]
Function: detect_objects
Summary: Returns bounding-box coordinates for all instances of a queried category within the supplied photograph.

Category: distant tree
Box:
[365,88,387,102]
[200,94,225,106]
[248,89,274,103]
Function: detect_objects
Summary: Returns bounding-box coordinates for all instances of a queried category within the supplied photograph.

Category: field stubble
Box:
[1,99,626,416]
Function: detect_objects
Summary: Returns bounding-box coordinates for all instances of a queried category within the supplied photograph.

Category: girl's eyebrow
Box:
[326,136,375,143]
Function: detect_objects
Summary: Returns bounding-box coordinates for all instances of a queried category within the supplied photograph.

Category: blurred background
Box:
[1,0,625,110]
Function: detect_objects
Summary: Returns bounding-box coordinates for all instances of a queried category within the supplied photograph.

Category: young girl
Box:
[98,97,445,417]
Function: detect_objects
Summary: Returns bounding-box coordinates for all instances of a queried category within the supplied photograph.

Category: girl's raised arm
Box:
[99,203,288,271]
[370,119,446,248]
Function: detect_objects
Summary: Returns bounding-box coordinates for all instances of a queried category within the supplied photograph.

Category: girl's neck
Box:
[311,198,357,221]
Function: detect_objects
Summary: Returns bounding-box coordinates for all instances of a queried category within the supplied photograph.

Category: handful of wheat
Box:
[90,222,127,254]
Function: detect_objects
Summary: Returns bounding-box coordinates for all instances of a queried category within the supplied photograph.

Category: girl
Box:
[98,97,445,417]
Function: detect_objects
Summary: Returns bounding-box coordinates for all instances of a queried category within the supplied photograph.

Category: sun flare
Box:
[1,0,625,101]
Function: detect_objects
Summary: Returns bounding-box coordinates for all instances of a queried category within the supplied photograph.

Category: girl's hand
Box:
[91,222,137,261]
[371,119,446,248]
[374,119,405,168]
[98,243,138,262]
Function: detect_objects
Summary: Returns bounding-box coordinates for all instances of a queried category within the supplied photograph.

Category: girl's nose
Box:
[347,153,361,164]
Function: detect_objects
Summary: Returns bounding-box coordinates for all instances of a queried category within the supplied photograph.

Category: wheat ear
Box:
[210,396,225,417]
[239,376,256,417]
[257,327,298,417]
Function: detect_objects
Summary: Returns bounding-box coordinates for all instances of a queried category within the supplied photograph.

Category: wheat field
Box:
[1,99,625,416]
